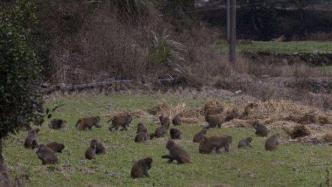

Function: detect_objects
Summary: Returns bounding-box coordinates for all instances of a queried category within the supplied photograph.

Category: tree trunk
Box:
[0,138,12,187]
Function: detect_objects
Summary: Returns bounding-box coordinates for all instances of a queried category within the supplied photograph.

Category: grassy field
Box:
[4,94,332,187]
[218,40,332,54]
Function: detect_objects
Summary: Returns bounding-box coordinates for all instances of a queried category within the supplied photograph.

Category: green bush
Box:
[0,0,43,142]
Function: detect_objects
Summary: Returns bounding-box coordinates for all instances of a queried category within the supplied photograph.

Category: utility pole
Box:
[226,0,231,42]
[228,0,237,64]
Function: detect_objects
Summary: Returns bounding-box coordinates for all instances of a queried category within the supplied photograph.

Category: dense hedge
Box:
[0,0,43,140]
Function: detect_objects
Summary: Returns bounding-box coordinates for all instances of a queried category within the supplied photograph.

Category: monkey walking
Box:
[109,113,132,131]
[161,140,191,164]
[76,116,101,130]
[24,128,40,149]
[36,144,59,165]
[238,137,253,149]
[193,128,208,143]
[199,136,232,154]
[130,157,153,178]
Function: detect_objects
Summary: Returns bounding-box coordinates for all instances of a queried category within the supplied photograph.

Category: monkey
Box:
[90,139,106,155]
[46,142,65,153]
[204,101,224,116]
[161,140,191,164]
[170,128,182,140]
[199,136,232,154]
[172,114,182,126]
[193,128,208,143]
[24,128,40,149]
[205,114,224,128]
[48,119,67,130]
[241,103,258,118]
[35,144,58,165]
[265,134,281,151]
[159,115,170,129]
[135,131,149,143]
[224,108,240,122]
[85,140,97,160]
[238,137,253,149]
[76,116,101,130]
[253,121,269,137]
[130,157,153,178]
[109,113,132,131]
[150,126,167,139]
[136,122,147,133]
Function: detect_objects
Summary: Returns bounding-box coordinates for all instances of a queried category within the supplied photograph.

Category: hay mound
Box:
[322,133,332,143]
[222,119,253,128]
[147,102,170,115]
[147,102,186,119]
[180,108,204,120]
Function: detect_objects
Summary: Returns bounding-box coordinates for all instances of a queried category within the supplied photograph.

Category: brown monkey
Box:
[48,119,67,130]
[253,121,269,137]
[224,108,240,122]
[24,128,40,149]
[172,114,182,126]
[76,116,101,130]
[204,101,224,116]
[238,137,253,149]
[150,126,167,139]
[199,136,232,154]
[205,114,224,128]
[85,139,105,155]
[136,122,147,133]
[159,115,170,129]
[47,142,65,153]
[161,140,191,164]
[36,144,58,165]
[85,140,97,160]
[109,113,132,131]
[135,131,149,143]
[170,128,182,140]
[241,103,258,118]
[265,134,281,151]
[90,139,106,155]
[130,157,153,178]
[193,128,208,143]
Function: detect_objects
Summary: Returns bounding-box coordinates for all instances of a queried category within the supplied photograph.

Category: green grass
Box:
[5,94,332,187]
[218,40,332,54]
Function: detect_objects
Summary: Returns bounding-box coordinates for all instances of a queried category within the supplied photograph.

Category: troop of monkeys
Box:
[23,102,281,179]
